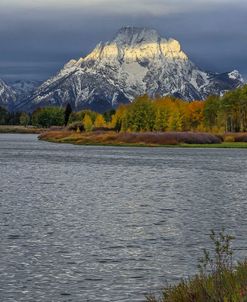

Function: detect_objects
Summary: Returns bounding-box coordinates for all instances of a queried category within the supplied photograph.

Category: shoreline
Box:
[0,125,46,134]
[38,130,247,148]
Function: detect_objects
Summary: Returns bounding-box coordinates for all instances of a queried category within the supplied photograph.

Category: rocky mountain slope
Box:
[11,27,246,112]
[9,80,40,100]
[0,79,16,110]
[0,79,40,111]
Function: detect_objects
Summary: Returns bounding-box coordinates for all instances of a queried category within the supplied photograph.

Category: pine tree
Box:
[64,103,72,126]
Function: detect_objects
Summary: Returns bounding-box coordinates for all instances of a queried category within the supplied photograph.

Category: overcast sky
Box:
[1,0,247,81]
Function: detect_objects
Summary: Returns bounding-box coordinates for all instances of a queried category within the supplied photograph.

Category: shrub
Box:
[68,121,84,132]
[215,134,224,142]
[146,230,247,302]
[92,127,115,132]
[117,132,178,145]
[174,132,221,144]
[117,132,221,145]
[235,134,247,142]
[224,135,235,142]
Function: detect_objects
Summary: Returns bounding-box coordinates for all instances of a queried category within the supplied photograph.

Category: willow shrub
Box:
[146,230,247,302]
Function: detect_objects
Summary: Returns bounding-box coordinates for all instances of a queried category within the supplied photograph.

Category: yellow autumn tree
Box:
[94,114,106,128]
[83,114,93,132]
[154,100,172,131]
[168,110,183,131]
[111,105,128,131]
[187,101,205,130]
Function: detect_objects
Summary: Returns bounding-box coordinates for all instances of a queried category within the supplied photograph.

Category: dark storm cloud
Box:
[0,0,246,81]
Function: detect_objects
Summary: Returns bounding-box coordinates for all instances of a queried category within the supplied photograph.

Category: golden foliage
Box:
[94,114,106,128]
[83,114,93,132]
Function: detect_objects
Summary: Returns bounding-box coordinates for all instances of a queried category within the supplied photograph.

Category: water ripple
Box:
[0,134,247,301]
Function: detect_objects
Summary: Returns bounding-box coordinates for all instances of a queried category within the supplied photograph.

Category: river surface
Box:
[0,134,247,302]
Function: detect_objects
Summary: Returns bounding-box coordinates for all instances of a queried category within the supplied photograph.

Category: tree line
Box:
[1,85,247,133]
[68,84,247,133]
[0,104,72,128]
[111,85,247,133]
[112,85,247,133]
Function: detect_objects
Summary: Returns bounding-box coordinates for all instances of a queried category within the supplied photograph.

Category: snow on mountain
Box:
[0,79,16,110]
[228,70,243,81]
[0,79,41,111]
[8,80,41,100]
[16,27,244,112]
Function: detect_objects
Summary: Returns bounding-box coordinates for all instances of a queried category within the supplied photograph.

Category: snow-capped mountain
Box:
[8,80,40,100]
[0,79,40,111]
[16,27,244,112]
[0,79,16,110]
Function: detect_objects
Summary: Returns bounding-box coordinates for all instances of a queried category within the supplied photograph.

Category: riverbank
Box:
[146,230,247,302]
[0,125,46,134]
[39,130,247,148]
[147,260,247,302]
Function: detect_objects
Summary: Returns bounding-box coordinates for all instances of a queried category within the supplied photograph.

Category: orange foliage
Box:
[112,96,206,132]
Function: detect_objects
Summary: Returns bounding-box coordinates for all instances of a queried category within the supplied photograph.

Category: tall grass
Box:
[0,125,45,134]
[146,230,247,302]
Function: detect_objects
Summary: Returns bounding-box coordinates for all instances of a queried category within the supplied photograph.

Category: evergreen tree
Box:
[64,103,72,126]
[0,106,8,125]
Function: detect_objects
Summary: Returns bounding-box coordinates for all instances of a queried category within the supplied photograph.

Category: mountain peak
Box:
[14,26,243,112]
[113,26,161,46]
[83,26,187,62]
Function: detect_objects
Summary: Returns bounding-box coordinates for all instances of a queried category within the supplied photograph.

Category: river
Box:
[0,134,247,301]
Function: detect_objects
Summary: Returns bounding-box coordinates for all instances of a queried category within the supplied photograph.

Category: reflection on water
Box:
[0,134,247,301]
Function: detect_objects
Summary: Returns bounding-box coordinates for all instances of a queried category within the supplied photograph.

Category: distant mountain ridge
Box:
[0,79,16,109]
[0,79,40,111]
[1,27,244,112]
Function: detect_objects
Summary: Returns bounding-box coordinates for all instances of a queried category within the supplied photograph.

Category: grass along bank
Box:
[39,130,247,148]
[146,230,247,302]
[180,142,247,148]
[0,125,47,134]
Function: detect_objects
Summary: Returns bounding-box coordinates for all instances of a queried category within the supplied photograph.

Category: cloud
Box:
[2,0,247,16]
[0,0,247,80]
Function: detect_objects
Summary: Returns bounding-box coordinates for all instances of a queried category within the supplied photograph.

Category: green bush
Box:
[32,107,64,128]
[146,230,247,302]
[20,112,30,126]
